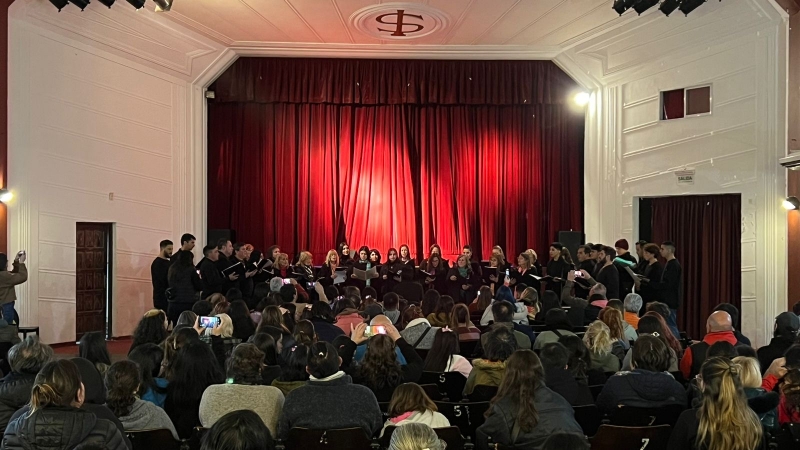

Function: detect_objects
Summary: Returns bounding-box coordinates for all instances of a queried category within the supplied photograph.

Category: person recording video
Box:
[0,250,28,325]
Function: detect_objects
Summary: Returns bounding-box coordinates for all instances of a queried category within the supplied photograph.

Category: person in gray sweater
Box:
[277,341,382,440]
[104,360,179,440]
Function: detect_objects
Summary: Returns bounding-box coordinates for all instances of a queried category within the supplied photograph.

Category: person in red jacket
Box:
[760,345,800,425]
[680,311,738,380]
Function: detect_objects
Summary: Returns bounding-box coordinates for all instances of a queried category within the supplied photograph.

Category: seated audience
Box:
[465,327,517,396]
[732,356,779,431]
[200,344,284,436]
[622,293,642,329]
[426,295,454,327]
[668,357,764,450]
[583,321,623,373]
[400,306,440,350]
[480,286,528,326]
[335,298,363,333]
[277,341,382,440]
[450,303,480,341]
[0,336,53,432]
[559,334,607,386]
[79,332,112,378]
[229,300,256,341]
[69,357,128,439]
[469,286,493,314]
[381,383,450,437]
[605,300,637,342]
[308,302,345,343]
[600,306,633,348]
[382,293,401,324]
[542,433,590,450]
[388,423,443,450]
[713,303,751,346]
[476,350,582,449]
[292,319,317,346]
[422,329,472,378]
[270,344,310,396]
[596,335,687,413]
[175,311,197,330]
[680,311,738,380]
[257,306,291,336]
[104,360,178,440]
[756,311,799,374]
[251,332,282,385]
[3,360,127,450]
[129,309,168,354]
[127,343,168,408]
[164,340,225,439]
[533,308,576,350]
[350,315,408,364]
[761,345,800,425]
[539,342,593,406]
[341,323,423,402]
[200,410,275,450]
[481,301,532,350]
[622,313,682,373]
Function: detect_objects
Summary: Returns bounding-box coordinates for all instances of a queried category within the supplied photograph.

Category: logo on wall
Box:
[351,3,449,41]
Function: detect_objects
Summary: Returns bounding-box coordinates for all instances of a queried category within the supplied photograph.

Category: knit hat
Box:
[269,277,283,293]
[361,304,384,322]
[614,239,629,251]
[776,311,800,334]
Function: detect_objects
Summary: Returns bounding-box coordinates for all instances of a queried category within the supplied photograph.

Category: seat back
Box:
[420,383,443,401]
[772,423,800,450]
[434,401,490,441]
[609,404,686,427]
[378,402,391,420]
[419,371,467,402]
[590,425,671,450]
[126,429,181,450]
[588,384,604,401]
[468,384,498,402]
[573,404,602,437]
[284,428,374,450]
[393,282,424,304]
[459,340,479,359]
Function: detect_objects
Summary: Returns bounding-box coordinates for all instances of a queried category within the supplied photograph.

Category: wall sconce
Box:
[784,196,800,211]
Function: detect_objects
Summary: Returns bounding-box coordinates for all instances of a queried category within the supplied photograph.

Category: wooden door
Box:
[76,223,111,340]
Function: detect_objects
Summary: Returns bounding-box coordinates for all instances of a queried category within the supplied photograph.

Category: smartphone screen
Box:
[364,325,387,337]
[574,270,583,278]
[282,278,292,285]
[199,316,220,328]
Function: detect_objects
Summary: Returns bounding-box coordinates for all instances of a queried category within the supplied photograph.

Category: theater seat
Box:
[419,371,467,402]
[283,427,377,450]
[609,404,686,427]
[419,383,443,401]
[126,429,181,450]
[434,401,490,441]
[573,404,603,437]
[771,423,800,450]
[467,385,497,402]
[590,425,671,450]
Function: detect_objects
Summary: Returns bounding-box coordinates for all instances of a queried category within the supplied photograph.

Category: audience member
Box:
[292,319,317,346]
[606,299,637,342]
[78,332,111,377]
[192,300,214,318]
[583,321,623,373]
[756,311,799,374]
[465,327,517,396]
[387,423,444,450]
[381,383,450,437]
[129,309,168,354]
[623,293,642,329]
[622,314,681,373]
[422,328,472,378]
[533,308,576,350]
[105,360,178,440]
[200,344,284,436]
[127,343,168,408]
[559,334,605,385]
[270,344,309,396]
[596,336,687,413]
[167,250,203,325]
[713,303,751,346]
[175,310,197,331]
[481,301,532,350]
[539,342,593,406]
[309,301,346,343]
[200,410,275,450]
[0,336,53,432]
[334,298,363,334]
[469,286,493,314]
[350,316,408,364]
[400,306,440,350]
[250,332,282,385]
[680,311,738,380]
[668,357,764,450]
[600,307,633,348]
[382,293,401,324]
[277,341,382,440]
[257,305,291,336]
[476,350,582,449]
[450,303,480,342]
[761,345,800,425]
[426,295,454,327]
[480,286,527,326]
[732,356,779,431]
[3,360,127,450]
[229,300,256,341]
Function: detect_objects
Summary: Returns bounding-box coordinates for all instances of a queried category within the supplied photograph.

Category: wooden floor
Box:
[53,337,132,362]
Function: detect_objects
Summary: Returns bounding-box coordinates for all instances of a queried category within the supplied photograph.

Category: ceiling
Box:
[162,0,626,51]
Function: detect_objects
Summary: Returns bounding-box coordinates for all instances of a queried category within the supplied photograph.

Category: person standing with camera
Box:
[0,250,27,325]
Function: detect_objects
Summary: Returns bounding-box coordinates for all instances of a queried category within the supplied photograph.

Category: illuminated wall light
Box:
[574,92,591,107]
[784,196,800,211]
[153,0,173,11]
[0,190,13,204]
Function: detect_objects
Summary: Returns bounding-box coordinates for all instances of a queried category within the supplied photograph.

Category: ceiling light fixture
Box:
[574,92,591,107]
[0,190,13,204]
[612,0,636,15]
[98,0,116,7]
[784,196,800,211]
[679,0,708,15]
[633,0,660,14]
[69,0,90,10]
[153,0,172,11]
[126,0,146,9]
[659,0,682,16]
[49,0,69,11]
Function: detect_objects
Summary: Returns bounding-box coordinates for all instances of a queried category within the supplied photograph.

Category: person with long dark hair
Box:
[559,334,607,386]
[510,252,540,292]
[77,331,111,379]
[167,250,203,325]
[270,343,310,396]
[420,244,449,273]
[622,313,682,372]
[450,303,481,341]
[421,254,447,295]
[546,242,571,294]
[308,301,345,343]
[337,242,352,265]
[476,350,581,449]
[129,309,168,355]
[164,340,225,438]
[381,383,450,437]
[469,285,493,314]
[422,329,472,378]
[105,360,179,439]
[398,244,415,273]
[426,295,454,328]
[446,255,480,304]
[348,246,373,290]
[200,410,275,450]
[128,343,168,408]
[380,248,404,295]
[227,300,256,342]
[251,332,282,385]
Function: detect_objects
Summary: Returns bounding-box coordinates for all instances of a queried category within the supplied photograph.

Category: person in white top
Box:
[480,285,528,326]
[381,383,450,437]
[422,328,473,378]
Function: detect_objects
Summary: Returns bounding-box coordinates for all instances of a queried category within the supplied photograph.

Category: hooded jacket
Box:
[0,372,35,433]
[2,406,127,450]
[116,398,179,440]
[464,359,506,395]
[595,369,688,413]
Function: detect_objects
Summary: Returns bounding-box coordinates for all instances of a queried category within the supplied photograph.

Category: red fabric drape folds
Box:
[650,195,741,339]
[207,58,584,263]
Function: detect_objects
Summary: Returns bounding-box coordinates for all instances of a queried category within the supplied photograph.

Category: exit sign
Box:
[675,170,695,185]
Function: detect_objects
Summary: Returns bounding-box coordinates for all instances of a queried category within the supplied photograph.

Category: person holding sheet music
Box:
[634,243,664,313]
[369,249,383,294]
[399,244,415,271]
[318,249,345,288]
[421,254,448,295]
[349,246,376,290]
[447,255,481,304]
[592,246,620,300]
[338,242,352,265]
[511,252,541,292]
[421,244,449,272]
[198,244,224,299]
[545,243,571,294]
[380,248,405,295]
[574,245,596,300]
[215,239,240,294]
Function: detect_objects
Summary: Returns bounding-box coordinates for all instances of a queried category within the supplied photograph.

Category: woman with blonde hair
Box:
[732,356,779,431]
[668,357,764,450]
[519,287,540,321]
[583,321,622,373]
[450,304,481,341]
[380,383,450,437]
[599,308,630,350]
[388,423,445,450]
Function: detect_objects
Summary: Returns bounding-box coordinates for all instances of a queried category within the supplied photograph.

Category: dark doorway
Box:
[638,195,741,340]
[76,223,112,340]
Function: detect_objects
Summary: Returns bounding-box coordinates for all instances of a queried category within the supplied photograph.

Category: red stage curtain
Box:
[207,58,584,263]
[650,195,742,339]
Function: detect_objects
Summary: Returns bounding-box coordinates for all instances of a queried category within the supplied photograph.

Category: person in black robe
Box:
[294,251,317,302]
[574,245,595,299]
[317,249,344,289]
[150,240,173,311]
[446,255,481,304]
[169,233,196,265]
[614,239,638,297]
[398,244,416,280]
[198,244,224,299]
[510,252,540,291]
[634,240,649,274]
[230,243,258,300]
[379,248,405,296]
[368,249,383,296]
[591,246,620,300]
[635,243,663,313]
[421,254,448,295]
[546,242,571,294]
[337,242,352,266]
[348,246,372,290]
[421,244,449,271]
[461,245,483,279]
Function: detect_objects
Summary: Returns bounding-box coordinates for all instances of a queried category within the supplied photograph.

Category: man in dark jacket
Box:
[757,312,800,374]
[198,245,224,299]
[649,241,682,338]
[614,239,638,297]
[150,240,172,311]
[0,336,53,433]
[539,342,593,406]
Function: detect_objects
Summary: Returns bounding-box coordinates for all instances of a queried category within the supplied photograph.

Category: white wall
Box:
[557,0,788,347]
[7,1,224,344]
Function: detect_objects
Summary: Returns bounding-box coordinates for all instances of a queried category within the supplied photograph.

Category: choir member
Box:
[349,246,372,290]
[614,239,638,297]
[447,255,481,304]
[295,251,316,283]
[266,245,281,264]
[231,243,258,299]
[512,252,540,291]
[273,252,293,279]
[593,246,620,300]
[462,245,483,278]
[379,248,404,295]
[215,239,239,294]
[545,242,570,294]
[524,249,543,279]
[317,249,342,288]
[398,244,416,274]
[369,249,383,294]
[421,254,448,295]
[634,243,664,314]
[634,240,648,274]
[574,245,595,299]
[338,242,352,265]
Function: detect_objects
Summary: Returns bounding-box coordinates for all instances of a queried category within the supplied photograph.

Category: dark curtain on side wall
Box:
[650,195,741,339]
[207,58,585,263]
